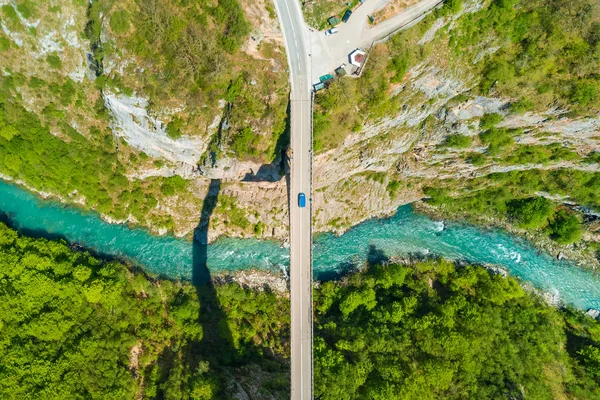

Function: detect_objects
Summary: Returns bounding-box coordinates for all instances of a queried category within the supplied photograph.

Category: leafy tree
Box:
[579,345,600,378]
[507,196,554,228]
[549,209,582,244]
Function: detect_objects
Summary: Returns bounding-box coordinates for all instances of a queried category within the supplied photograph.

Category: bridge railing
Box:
[309,90,315,397]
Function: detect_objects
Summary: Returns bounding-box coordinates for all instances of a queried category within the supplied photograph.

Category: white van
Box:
[325,27,339,36]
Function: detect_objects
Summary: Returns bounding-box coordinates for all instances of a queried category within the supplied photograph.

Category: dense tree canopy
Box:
[314,259,600,399]
[0,222,289,399]
[1,223,600,398]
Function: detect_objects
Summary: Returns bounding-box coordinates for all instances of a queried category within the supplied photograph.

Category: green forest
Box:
[2,223,600,399]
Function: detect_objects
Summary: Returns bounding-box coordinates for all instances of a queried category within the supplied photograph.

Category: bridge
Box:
[271,0,444,398]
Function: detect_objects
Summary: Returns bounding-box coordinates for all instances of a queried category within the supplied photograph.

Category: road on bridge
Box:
[272,0,313,398]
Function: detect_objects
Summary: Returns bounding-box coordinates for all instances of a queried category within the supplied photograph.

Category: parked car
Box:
[298,193,306,208]
[319,73,334,83]
[325,27,339,36]
[342,9,352,23]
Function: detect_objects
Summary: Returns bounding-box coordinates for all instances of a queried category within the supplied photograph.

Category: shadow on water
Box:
[367,244,389,266]
[315,244,392,281]
[192,179,237,368]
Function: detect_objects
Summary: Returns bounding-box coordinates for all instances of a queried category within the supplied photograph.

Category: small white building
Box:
[349,49,367,67]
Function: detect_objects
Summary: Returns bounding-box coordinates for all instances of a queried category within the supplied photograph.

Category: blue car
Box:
[298,192,306,208]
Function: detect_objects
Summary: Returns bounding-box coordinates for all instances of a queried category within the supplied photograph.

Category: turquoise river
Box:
[1,179,599,310]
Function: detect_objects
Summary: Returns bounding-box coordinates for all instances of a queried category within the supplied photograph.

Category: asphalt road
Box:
[271,0,313,398]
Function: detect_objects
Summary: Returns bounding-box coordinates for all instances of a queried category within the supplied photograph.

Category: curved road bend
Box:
[272,0,313,399]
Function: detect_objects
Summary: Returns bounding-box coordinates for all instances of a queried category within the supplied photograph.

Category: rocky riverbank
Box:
[212,269,289,296]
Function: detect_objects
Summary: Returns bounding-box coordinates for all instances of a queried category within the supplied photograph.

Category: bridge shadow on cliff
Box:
[141,178,291,397]
[191,179,238,369]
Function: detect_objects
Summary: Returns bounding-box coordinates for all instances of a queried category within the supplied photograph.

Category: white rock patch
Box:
[104,92,207,167]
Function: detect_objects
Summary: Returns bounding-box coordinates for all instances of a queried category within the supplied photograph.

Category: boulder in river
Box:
[586,309,600,320]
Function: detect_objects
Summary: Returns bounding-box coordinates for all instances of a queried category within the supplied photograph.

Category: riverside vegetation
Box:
[2,222,600,399]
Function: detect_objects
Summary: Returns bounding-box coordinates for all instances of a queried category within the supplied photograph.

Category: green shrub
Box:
[443,134,472,148]
[230,127,261,158]
[503,144,552,165]
[0,37,10,51]
[467,152,487,166]
[109,10,130,34]
[217,195,250,229]
[503,144,579,165]
[46,53,62,69]
[570,80,598,107]
[507,196,554,229]
[16,2,34,18]
[225,76,244,103]
[480,60,515,92]
[493,0,519,8]
[437,0,463,16]
[480,113,503,129]
[28,76,45,88]
[549,209,582,244]
[509,98,534,114]
[253,222,264,235]
[389,54,409,82]
[386,180,401,197]
[166,117,184,140]
[479,128,514,157]
[1,4,18,21]
[585,151,600,164]
[160,175,188,196]
[424,187,453,206]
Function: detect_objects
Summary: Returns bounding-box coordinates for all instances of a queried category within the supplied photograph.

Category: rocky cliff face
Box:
[309,0,600,241]
[1,0,599,250]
